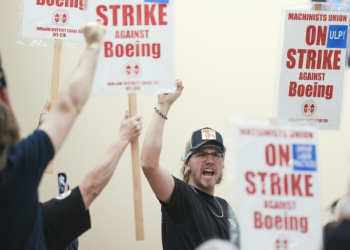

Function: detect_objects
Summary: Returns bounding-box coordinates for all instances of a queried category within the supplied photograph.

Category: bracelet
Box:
[154,107,168,120]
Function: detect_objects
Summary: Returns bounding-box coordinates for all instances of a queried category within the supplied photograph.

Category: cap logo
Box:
[201,129,217,140]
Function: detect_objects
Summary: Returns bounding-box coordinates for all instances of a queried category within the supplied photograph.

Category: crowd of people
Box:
[0,20,241,250]
[0,22,144,250]
[0,21,348,250]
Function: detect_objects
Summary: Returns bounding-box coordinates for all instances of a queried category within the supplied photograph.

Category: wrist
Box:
[154,107,168,120]
[117,134,130,146]
[87,42,102,51]
[157,103,171,115]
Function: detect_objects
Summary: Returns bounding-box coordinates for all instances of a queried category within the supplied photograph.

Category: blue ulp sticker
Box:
[144,0,169,3]
[327,25,348,48]
[292,144,317,171]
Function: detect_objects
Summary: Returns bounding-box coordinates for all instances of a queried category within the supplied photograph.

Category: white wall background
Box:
[1,0,349,249]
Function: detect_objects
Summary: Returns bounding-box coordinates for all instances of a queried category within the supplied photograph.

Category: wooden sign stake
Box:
[128,93,144,241]
[45,39,62,174]
[315,3,321,11]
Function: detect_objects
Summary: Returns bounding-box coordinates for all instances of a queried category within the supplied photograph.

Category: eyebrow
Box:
[196,150,221,153]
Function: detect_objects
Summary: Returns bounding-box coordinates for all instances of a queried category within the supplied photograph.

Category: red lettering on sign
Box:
[95,4,168,26]
[305,174,313,197]
[265,144,276,166]
[254,211,308,233]
[258,172,267,195]
[36,0,86,10]
[305,26,327,46]
[286,49,341,70]
[103,41,161,59]
[286,49,296,69]
[158,4,168,25]
[265,144,289,167]
[245,171,256,194]
[97,5,108,25]
[104,42,113,57]
[123,5,134,26]
[271,173,281,195]
[288,82,333,100]
[110,5,121,26]
[145,4,156,25]
[245,172,314,197]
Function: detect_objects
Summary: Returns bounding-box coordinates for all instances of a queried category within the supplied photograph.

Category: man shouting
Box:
[141,80,240,250]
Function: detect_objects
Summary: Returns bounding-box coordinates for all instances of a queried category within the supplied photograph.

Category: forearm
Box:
[141,104,170,169]
[63,43,101,112]
[80,135,129,209]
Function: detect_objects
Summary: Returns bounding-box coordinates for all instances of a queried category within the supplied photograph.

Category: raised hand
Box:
[119,110,143,143]
[157,79,184,108]
[82,22,106,46]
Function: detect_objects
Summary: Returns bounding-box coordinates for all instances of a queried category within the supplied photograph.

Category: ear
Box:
[185,165,191,172]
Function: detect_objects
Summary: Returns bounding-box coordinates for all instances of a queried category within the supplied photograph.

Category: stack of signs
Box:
[86,0,174,95]
[236,124,322,249]
[277,10,349,130]
[21,0,86,40]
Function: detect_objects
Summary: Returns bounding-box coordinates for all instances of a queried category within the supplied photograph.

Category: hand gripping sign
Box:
[276,3,350,130]
[85,0,174,241]
[225,118,323,250]
[18,0,88,173]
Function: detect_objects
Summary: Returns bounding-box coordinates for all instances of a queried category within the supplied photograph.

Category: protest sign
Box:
[86,0,175,95]
[85,0,174,240]
[20,0,88,173]
[277,10,349,130]
[21,0,86,41]
[236,124,322,249]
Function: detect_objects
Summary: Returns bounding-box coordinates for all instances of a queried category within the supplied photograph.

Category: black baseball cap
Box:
[184,127,226,162]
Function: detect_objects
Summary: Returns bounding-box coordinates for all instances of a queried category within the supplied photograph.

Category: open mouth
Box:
[203,169,214,177]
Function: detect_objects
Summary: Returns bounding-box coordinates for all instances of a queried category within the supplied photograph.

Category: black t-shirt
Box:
[159,176,240,250]
[40,186,91,250]
[325,219,350,250]
[0,130,54,250]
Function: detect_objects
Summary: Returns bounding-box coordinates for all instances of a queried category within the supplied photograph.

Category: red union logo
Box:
[301,99,317,117]
[123,61,141,79]
[52,9,70,27]
[134,65,139,75]
[275,235,288,250]
[126,65,131,75]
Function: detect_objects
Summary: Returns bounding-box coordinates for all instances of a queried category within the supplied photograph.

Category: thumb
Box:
[44,99,51,112]
[124,110,129,120]
[64,184,68,193]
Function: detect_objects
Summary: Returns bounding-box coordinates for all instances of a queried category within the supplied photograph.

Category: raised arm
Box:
[39,22,105,153]
[141,80,184,203]
[79,111,143,209]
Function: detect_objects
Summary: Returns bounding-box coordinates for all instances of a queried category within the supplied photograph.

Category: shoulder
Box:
[9,130,53,155]
[172,175,192,193]
[215,196,229,206]
[172,175,186,186]
[2,130,54,181]
[160,176,192,207]
[32,129,54,147]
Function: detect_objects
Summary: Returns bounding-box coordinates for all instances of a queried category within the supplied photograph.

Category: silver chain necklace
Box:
[189,185,224,218]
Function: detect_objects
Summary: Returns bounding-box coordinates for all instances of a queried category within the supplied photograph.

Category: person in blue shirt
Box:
[0,22,109,250]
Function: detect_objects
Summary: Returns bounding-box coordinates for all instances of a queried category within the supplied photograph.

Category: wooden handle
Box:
[315,3,322,11]
[128,94,144,241]
[45,39,62,174]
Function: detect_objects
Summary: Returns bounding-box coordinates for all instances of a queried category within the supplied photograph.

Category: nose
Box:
[206,153,214,163]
